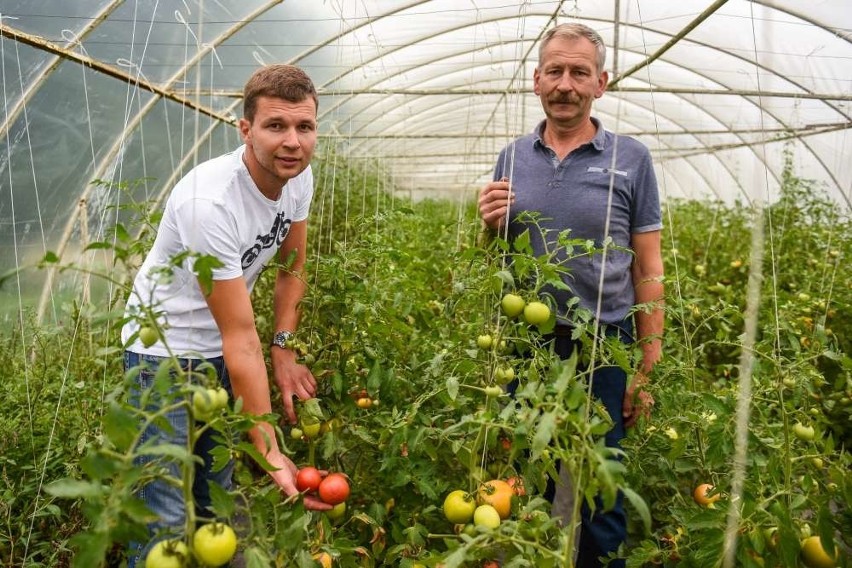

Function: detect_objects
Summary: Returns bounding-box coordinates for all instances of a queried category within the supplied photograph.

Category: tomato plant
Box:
[12,153,850,567]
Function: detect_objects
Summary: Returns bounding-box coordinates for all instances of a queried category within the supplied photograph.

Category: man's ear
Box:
[238,118,251,143]
[595,70,609,99]
[533,67,541,96]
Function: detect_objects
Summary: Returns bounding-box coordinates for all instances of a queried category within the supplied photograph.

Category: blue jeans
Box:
[518,322,632,568]
[124,351,235,567]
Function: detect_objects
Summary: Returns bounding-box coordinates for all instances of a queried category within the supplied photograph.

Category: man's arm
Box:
[270,219,317,423]
[624,229,664,427]
[631,230,664,372]
[205,276,329,509]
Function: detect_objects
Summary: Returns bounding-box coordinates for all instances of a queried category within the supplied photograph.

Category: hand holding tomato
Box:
[265,452,332,511]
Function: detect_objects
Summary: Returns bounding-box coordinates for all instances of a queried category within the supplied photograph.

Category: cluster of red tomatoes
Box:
[296,466,351,508]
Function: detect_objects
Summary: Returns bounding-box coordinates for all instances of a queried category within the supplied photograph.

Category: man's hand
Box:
[265,451,331,511]
[478,178,514,231]
[271,347,317,423]
[623,370,654,428]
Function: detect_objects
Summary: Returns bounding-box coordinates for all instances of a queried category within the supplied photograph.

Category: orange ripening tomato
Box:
[693,483,721,508]
[477,479,514,519]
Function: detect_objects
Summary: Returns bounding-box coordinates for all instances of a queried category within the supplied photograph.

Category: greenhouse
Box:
[0,1,849,566]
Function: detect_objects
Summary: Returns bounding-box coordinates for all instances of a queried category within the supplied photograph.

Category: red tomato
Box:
[318,473,350,505]
[296,466,322,493]
[506,476,526,497]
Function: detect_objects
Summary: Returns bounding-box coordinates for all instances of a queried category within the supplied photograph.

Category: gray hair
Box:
[539,23,607,73]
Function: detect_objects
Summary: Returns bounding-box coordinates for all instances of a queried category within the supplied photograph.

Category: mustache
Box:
[547,94,580,104]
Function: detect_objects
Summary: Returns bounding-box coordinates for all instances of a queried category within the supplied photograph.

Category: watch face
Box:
[273,331,292,347]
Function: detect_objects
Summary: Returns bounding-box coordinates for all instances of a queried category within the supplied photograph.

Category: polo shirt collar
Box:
[533,117,607,152]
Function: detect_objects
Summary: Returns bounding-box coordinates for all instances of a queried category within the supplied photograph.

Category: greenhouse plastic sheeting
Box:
[0,0,850,315]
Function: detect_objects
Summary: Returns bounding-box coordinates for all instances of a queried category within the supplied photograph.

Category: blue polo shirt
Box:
[494,118,662,324]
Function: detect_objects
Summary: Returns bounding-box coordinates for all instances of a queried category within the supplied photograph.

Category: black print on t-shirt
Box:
[241,212,292,269]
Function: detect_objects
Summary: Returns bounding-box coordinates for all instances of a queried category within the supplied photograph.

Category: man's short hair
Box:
[539,23,607,73]
[243,64,318,121]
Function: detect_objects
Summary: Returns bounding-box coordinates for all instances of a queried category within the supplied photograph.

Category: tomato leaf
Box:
[70,530,111,568]
[102,401,137,453]
[445,376,459,400]
[531,412,557,458]
[621,485,651,533]
[243,545,273,568]
[44,479,105,500]
[208,476,236,518]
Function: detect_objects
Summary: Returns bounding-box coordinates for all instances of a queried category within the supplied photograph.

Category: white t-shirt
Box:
[121,145,314,358]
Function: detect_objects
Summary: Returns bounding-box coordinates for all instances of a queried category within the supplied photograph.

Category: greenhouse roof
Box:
[0,0,850,306]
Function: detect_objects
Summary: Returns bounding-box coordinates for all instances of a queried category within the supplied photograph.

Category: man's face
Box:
[239,95,317,193]
[533,36,608,128]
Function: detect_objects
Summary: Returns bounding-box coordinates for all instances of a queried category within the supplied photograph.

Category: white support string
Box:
[722,2,771,564]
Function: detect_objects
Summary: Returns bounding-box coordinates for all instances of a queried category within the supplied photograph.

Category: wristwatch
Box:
[270,330,294,350]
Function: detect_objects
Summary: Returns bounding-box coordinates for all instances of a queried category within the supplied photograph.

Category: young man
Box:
[122,64,330,565]
[478,23,664,567]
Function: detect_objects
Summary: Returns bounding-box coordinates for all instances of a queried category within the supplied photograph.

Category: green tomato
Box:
[477,334,493,350]
[483,386,503,397]
[213,388,229,409]
[145,539,189,568]
[326,501,347,521]
[290,427,304,440]
[139,326,159,348]
[523,301,551,326]
[500,294,525,318]
[301,419,322,439]
[473,504,501,529]
[800,536,837,568]
[494,366,515,385]
[192,388,227,422]
[793,422,816,441]
[193,523,237,567]
[443,490,476,524]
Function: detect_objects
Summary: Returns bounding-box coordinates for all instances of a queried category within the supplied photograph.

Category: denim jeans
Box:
[514,322,632,568]
[124,351,235,568]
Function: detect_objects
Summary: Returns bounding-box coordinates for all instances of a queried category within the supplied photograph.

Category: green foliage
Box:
[0,150,848,566]
[624,153,851,566]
